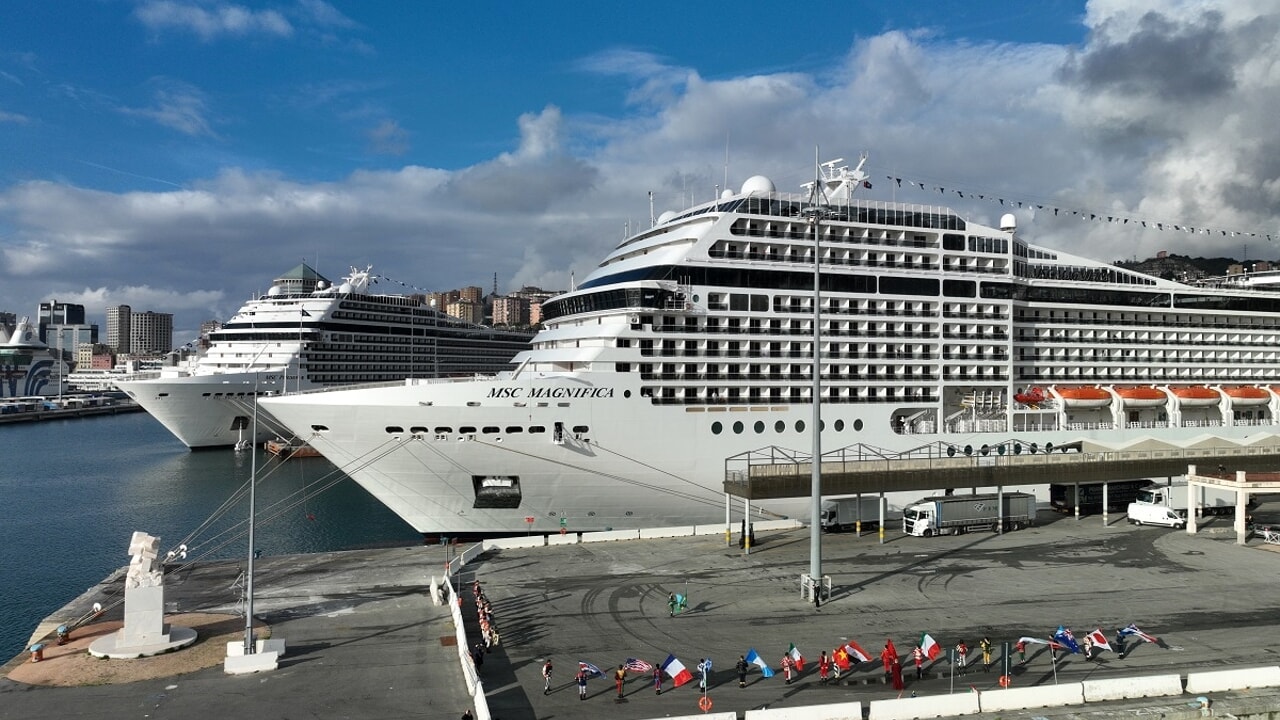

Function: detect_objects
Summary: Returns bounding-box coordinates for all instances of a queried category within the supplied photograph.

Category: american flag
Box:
[624,657,654,673]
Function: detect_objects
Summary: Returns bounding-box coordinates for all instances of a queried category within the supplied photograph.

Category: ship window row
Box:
[1016,330,1280,347]
[729,198,966,232]
[385,424,590,438]
[968,236,1009,254]
[1019,349,1279,364]
[643,383,941,405]
[730,217,937,248]
[1016,366,1280,382]
[634,362,950,381]
[710,244,940,273]
[942,256,1008,274]
[1014,309,1280,331]
[1021,264,1157,287]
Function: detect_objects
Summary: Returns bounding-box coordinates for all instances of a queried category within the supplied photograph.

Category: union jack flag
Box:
[624,657,654,673]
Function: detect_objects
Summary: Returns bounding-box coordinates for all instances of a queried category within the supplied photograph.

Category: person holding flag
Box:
[818,650,830,684]
[576,666,589,700]
[780,652,793,684]
[625,658,657,694]
[736,655,749,688]
[1053,626,1081,655]
[1086,629,1113,658]
[787,643,805,672]
[696,657,711,691]
[613,664,626,698]
[880,639,898,682]
[912,644,925,679]
[831,647,845,680]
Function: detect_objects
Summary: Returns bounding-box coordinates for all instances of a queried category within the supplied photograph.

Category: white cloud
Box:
[133,1,293,41]
[118,80,216,136]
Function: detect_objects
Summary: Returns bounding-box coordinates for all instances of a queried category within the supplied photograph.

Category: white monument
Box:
[89,531,197,659]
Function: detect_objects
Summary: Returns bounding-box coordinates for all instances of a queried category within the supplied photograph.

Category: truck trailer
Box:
[1134,482,1243,518]
[903,493,1037,537]
[1049,480,1149,514]
[821,497,897,532]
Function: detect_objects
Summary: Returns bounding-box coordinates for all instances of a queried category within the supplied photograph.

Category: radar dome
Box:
[657,210,677,224]
[720,189,734,199]
[338,282,354,294]
[741,175,775,195]
[266,285,283,296]
[1000,213,1017,232]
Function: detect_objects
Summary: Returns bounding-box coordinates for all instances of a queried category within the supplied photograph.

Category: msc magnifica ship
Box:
[118,264,534,448]
[261,156,1280,534]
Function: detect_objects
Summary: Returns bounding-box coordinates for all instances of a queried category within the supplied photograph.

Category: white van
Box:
[1126,502,1186,529]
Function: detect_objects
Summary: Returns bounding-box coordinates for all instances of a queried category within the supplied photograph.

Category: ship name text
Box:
[486,387,615,399]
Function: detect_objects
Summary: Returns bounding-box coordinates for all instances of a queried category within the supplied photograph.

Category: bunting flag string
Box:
[372,274,434,294]
[885,175,1274,243]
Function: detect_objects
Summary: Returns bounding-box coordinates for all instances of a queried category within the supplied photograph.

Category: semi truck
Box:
[820,497,896,532]
[1049,480,1149,514]
[902,493,1036,537]
[1133,481,1242,518]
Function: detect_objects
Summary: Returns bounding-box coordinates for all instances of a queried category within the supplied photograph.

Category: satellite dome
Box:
[338,282,354,294]
[1000,213,1017,232]
[266,285,282,296]
[315,280,327,289]
[741,175,776,195]
[657,210,677,224]
[720,189,734,199]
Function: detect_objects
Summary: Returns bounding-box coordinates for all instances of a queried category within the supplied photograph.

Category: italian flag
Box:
[788,643,805,671]
[920,633,941,661]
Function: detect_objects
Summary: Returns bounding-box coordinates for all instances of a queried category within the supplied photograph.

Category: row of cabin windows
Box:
[383,424,590,435]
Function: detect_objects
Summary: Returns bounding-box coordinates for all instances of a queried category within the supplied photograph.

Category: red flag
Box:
[833,646,851,670]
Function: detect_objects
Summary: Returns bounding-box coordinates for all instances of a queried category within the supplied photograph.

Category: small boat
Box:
[1014,386,1046,406]
[1115,386,1167,408]
[265,438,323,458]
[1053,386,1112,408]
[1169,386,1220,407]
[1224,386,1272,406]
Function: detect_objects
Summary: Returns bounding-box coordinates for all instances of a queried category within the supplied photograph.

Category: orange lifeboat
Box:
[1115,386,1167,408]
[1053,386,1112,409]
[1014,386,1046,406]
[1169,385,1220,407]
[1225,386,1272,406]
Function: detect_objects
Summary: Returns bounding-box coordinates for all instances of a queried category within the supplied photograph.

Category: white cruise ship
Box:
[117,264,534,448]
[260,155,1280,535]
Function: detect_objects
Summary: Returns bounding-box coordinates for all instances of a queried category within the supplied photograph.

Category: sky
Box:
[2,0,1279,343]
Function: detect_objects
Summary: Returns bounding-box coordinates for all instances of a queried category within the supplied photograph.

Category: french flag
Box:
[662,654,694,687]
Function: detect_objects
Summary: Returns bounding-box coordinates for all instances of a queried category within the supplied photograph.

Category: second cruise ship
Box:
[118,264,534,448]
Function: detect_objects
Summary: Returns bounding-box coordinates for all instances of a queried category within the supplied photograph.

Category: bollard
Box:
[29,643,44,662]
[56,625,70,645]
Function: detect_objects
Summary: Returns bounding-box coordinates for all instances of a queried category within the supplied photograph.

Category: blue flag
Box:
[745,648,774,678]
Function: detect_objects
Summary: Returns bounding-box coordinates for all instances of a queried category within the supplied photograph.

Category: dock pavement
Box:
[7,505,1280,719]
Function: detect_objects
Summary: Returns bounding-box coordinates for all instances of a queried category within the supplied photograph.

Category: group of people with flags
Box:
[561,623,1161,699]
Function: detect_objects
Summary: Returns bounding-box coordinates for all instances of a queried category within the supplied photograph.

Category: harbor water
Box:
[0,411,421,659]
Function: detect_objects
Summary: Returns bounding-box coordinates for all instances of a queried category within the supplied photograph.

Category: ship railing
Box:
[1125,420,1169,429]
[1065,421,1115,431]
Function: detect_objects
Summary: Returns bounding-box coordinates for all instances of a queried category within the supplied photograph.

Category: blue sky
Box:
[2,1,1277,342]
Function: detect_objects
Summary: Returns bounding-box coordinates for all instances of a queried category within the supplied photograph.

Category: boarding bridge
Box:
[723,437,1280,501]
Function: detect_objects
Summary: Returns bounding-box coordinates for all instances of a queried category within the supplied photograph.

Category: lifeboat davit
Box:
[1169,385,1220,407]
[1054,386,1112,409]
[1014,386,1046,406]
[1225,386,1272,406]
[1115,386,1167,408]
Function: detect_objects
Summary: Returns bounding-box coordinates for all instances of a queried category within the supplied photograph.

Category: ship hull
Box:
[263,375,1280,534]
[116,371,294,448]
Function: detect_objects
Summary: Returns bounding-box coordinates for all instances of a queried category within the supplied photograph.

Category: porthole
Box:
[712,422,723,435]
[625,511,633,516]
[505,426,524,434]
[434,426,453,434]
[410,426,428,435]
[775,420,785,433]
[964,445,973,456]
[796,420,805,432]
[386,426,404,434]
[853,419,864,431]
[733,421,744,434]
[947,446,956,457]
[460,426,477,434]
[754,421,765,434]
[483,426,500,434]
[834,419,845,431]
[819,420,826,431]
[549,511,557,516]
[624,390,631,398]
[587,511,596,517]
[311,424,329,433]
[529,426,545,433]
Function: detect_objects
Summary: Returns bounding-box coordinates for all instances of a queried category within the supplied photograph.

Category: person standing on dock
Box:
[542,658,553,695]
[980,636,992,672]
[654,662,663,694]
[614,664,626,698]
[577,667,588,700]
[736,655,748,688]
